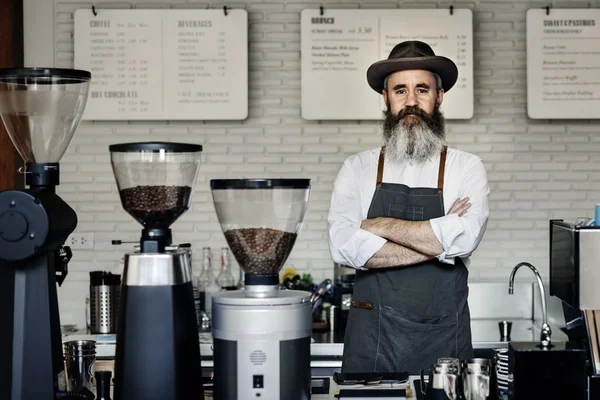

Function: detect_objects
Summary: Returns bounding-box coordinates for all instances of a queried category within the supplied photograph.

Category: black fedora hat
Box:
[366,41,458,93]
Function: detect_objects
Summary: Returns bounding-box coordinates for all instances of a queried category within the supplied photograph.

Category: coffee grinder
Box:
[210,179,312,400]
[0,68,91,399]
[109,142,203,400]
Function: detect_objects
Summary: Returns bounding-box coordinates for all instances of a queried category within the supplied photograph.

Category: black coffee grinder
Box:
[109,142,203,400]
[0,68,91,399]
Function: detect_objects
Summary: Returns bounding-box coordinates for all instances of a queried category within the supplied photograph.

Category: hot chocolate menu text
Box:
[74,9,248,120]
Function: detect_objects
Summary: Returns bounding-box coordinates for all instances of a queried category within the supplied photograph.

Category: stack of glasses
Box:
[63,340,97,392]
[494,348,509,396]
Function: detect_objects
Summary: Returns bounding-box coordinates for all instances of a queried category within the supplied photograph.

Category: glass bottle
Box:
[236,267,245,290]
[217,247,235,289]
[197,247,219,321]
[189,247,202,329]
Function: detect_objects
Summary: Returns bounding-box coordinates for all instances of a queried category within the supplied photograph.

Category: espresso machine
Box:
[508,219,600,399]
[0,68,90,400]
[210,179,312,400]
[109,142,203,400]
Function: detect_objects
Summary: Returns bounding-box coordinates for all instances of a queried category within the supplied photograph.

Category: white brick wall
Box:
[23,0,600,326]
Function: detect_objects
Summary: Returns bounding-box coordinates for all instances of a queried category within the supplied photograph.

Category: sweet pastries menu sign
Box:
[300,9,474,120]
[74,9,248,120]
[527,9,600,119]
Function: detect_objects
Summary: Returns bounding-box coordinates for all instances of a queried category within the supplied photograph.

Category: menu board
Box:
[527,9,600,119]
[301,9,473,120]
[74,9,248,120]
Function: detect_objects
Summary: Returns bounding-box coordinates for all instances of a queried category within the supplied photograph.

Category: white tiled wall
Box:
[23,0,600,326]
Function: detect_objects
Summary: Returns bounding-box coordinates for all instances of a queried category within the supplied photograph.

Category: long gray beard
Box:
[384,122,445,163]
[382,103,446,162]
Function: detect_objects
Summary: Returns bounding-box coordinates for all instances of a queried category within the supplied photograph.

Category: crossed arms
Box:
[327,156,490,270]
[359,198,470,269]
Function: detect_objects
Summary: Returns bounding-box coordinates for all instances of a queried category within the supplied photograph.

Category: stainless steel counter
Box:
[70,317,567,361]
[65,318,568,380]
[66,282,569,362]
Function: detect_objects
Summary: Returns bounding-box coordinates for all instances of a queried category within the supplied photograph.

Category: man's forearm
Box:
[365,218,444,257]
[364,241,433,269]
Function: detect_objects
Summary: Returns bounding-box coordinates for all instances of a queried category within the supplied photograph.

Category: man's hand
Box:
[448,197,471,216]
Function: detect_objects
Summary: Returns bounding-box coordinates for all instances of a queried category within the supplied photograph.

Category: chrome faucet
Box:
[508,262,552,348]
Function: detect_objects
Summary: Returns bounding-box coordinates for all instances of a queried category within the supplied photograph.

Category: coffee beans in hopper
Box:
[119,185,191,228]
[223,228,297,274]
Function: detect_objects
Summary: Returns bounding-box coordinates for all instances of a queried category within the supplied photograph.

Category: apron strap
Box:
[378,145,447,192]
[376,147,385,189]
[437,146,448,195]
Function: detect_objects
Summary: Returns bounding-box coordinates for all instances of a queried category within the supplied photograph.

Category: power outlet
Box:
[66,233,94,250]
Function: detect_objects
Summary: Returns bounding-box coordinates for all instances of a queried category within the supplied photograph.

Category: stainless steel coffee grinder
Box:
[109,142,203,400]
[0,68,91,400]
[210,179,312,400]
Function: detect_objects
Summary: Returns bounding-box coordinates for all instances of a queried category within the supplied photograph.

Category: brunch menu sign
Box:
[527,9,600,119]
[301,9,474,120]
[74,9,248,120]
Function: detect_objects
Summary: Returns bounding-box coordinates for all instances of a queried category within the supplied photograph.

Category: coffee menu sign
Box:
[300,9,474,120]
[527,9,600,119]
[74,9,248,120]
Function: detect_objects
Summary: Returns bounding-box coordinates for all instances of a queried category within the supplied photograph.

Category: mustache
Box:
[383,105,435,138]
[382,101,446,144]
[397,105,430,120]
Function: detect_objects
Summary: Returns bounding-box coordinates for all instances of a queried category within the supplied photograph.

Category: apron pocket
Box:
[388,204,406,219]
[381,306,456,328]
[374,307,458,374]
[342,304,379,373]
[406,205,424,221]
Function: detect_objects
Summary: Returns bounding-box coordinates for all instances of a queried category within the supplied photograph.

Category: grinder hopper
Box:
[210,179,311,297]
[0,68,90,164]
[109,142,202,252]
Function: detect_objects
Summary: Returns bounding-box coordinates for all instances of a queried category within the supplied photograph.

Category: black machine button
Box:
[253,375,264,389]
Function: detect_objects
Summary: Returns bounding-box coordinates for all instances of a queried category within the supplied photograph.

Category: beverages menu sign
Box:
[74,9,248,120]
[301,9,474,120]
[527,9,600,119]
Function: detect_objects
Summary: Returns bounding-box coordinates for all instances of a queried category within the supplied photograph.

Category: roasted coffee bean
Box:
[223,228,297,274]
[119,185,191,228]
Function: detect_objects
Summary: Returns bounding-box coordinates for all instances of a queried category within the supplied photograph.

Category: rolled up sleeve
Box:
[429,157,490,264]
[328,161,386,269]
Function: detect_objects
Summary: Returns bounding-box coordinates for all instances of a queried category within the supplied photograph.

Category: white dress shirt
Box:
[328,146,490,270]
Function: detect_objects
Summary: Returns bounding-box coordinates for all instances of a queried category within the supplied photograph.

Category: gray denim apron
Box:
[341,146,473,375]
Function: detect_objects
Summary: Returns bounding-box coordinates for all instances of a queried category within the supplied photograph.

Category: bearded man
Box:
[327,41,490,374]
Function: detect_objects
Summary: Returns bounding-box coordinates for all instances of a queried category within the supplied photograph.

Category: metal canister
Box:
[89,271,121,334]
[328,305,337,332]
